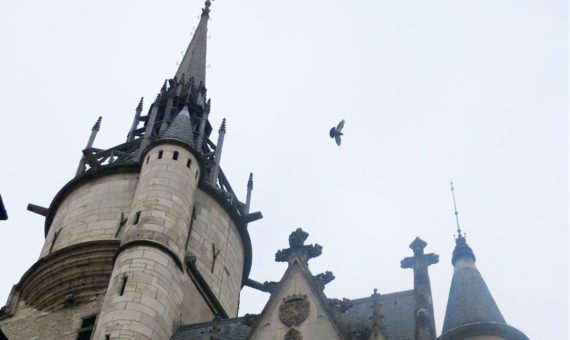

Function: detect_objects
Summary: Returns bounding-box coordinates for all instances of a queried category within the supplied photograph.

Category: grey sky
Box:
[0,1,567,339]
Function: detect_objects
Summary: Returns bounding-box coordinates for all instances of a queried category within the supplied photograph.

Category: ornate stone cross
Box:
[401,237,439,340]
[275,228,322,264]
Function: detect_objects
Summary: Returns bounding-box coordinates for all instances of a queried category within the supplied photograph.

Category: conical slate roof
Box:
[175,0,210,86]
[441,235,505,334]
[161,107,195,147]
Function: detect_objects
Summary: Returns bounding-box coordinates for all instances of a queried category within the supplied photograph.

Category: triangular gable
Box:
[248,258,347,340]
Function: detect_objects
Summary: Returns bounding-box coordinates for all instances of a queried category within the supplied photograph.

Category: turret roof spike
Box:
[439,182,528,340]
[175,0,211,86]
[161,106,196,147]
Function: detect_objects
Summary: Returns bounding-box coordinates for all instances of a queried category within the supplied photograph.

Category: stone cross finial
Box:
[275,228,322,264]
[401,237,439,269]
[401,237,439,340]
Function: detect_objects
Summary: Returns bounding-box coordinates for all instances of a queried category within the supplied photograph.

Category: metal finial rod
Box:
[450,181,462,236]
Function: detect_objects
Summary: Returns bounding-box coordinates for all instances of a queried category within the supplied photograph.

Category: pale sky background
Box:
[0,1,567,339]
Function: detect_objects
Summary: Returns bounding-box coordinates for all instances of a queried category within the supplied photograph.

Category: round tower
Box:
[93,110,202,339]
[0,3,256,339]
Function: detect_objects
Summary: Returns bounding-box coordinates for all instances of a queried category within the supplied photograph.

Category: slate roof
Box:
[171,317,251,340]
[341,291,415,340]
[161,108,196,147]
[171,290,416,340]
[441,236,505,335]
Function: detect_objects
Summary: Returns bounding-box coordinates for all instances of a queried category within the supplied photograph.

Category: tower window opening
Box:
[146,156,149,164]
[133,211,141,225]
[195,170,199,179]
[186,159,191,168]
[173,151,179,160]
[76,315,97,340]
[158,150,163,159]
[119,275,128,296]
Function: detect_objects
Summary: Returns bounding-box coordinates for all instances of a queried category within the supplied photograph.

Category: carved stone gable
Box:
[279,294,310,327]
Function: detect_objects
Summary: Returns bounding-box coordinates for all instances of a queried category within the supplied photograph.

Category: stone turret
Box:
[439,235,528,340]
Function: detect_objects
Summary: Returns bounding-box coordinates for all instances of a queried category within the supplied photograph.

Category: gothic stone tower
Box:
[0,2,261,339]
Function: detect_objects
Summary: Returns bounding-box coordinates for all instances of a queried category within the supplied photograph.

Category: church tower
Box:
[0,2,261,339]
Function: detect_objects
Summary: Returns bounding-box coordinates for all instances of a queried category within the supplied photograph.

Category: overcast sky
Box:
[0,1,567,339]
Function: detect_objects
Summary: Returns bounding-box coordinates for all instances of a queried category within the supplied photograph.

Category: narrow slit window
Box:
[133,211,141,225]
[173,151,179,160]
[146,156,149,164]
[119,275,128,296]
[186,159,191,168]
[158,150,163,159]
[77,315,97,340]
[195,170,199,179]
[185,207,196,251]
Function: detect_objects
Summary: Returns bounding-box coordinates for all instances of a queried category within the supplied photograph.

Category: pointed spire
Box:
[440,186,527,339]
[92,116,102,131]
[161,106,196,147]
[85,116,102,148]
[127,97,143,142]
[245,173,253,213]
[209,118,226,185]
[175,0,211,87]
[76,116,102,176]
[441,236,506,335]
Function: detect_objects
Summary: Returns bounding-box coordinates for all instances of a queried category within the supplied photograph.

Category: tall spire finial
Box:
[174,0,211,86]
[450,181,464,238]
[219,118,226,133]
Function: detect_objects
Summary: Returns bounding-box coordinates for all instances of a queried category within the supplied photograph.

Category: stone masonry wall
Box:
[94,144,204,340]
[0,296,104,340]
[41,173,138,258]
[121,145,200,259]
[92,246,188,340]
[189,190,244,317]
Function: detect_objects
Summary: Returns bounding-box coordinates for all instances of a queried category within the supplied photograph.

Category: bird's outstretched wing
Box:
[335,134,342,146]
[336,119,345,133]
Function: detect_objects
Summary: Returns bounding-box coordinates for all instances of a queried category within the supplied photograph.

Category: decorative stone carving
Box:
[262,281,277,293]
[275,228,322,263]
[328,298,353,313]
[284,328,302,340]
[313,271,335,290]
[279,294,310,326]
[241,313,259,327]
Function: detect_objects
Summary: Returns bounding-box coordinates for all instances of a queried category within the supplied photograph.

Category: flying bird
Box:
[329,119,345,146]
[0,194,7,221]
